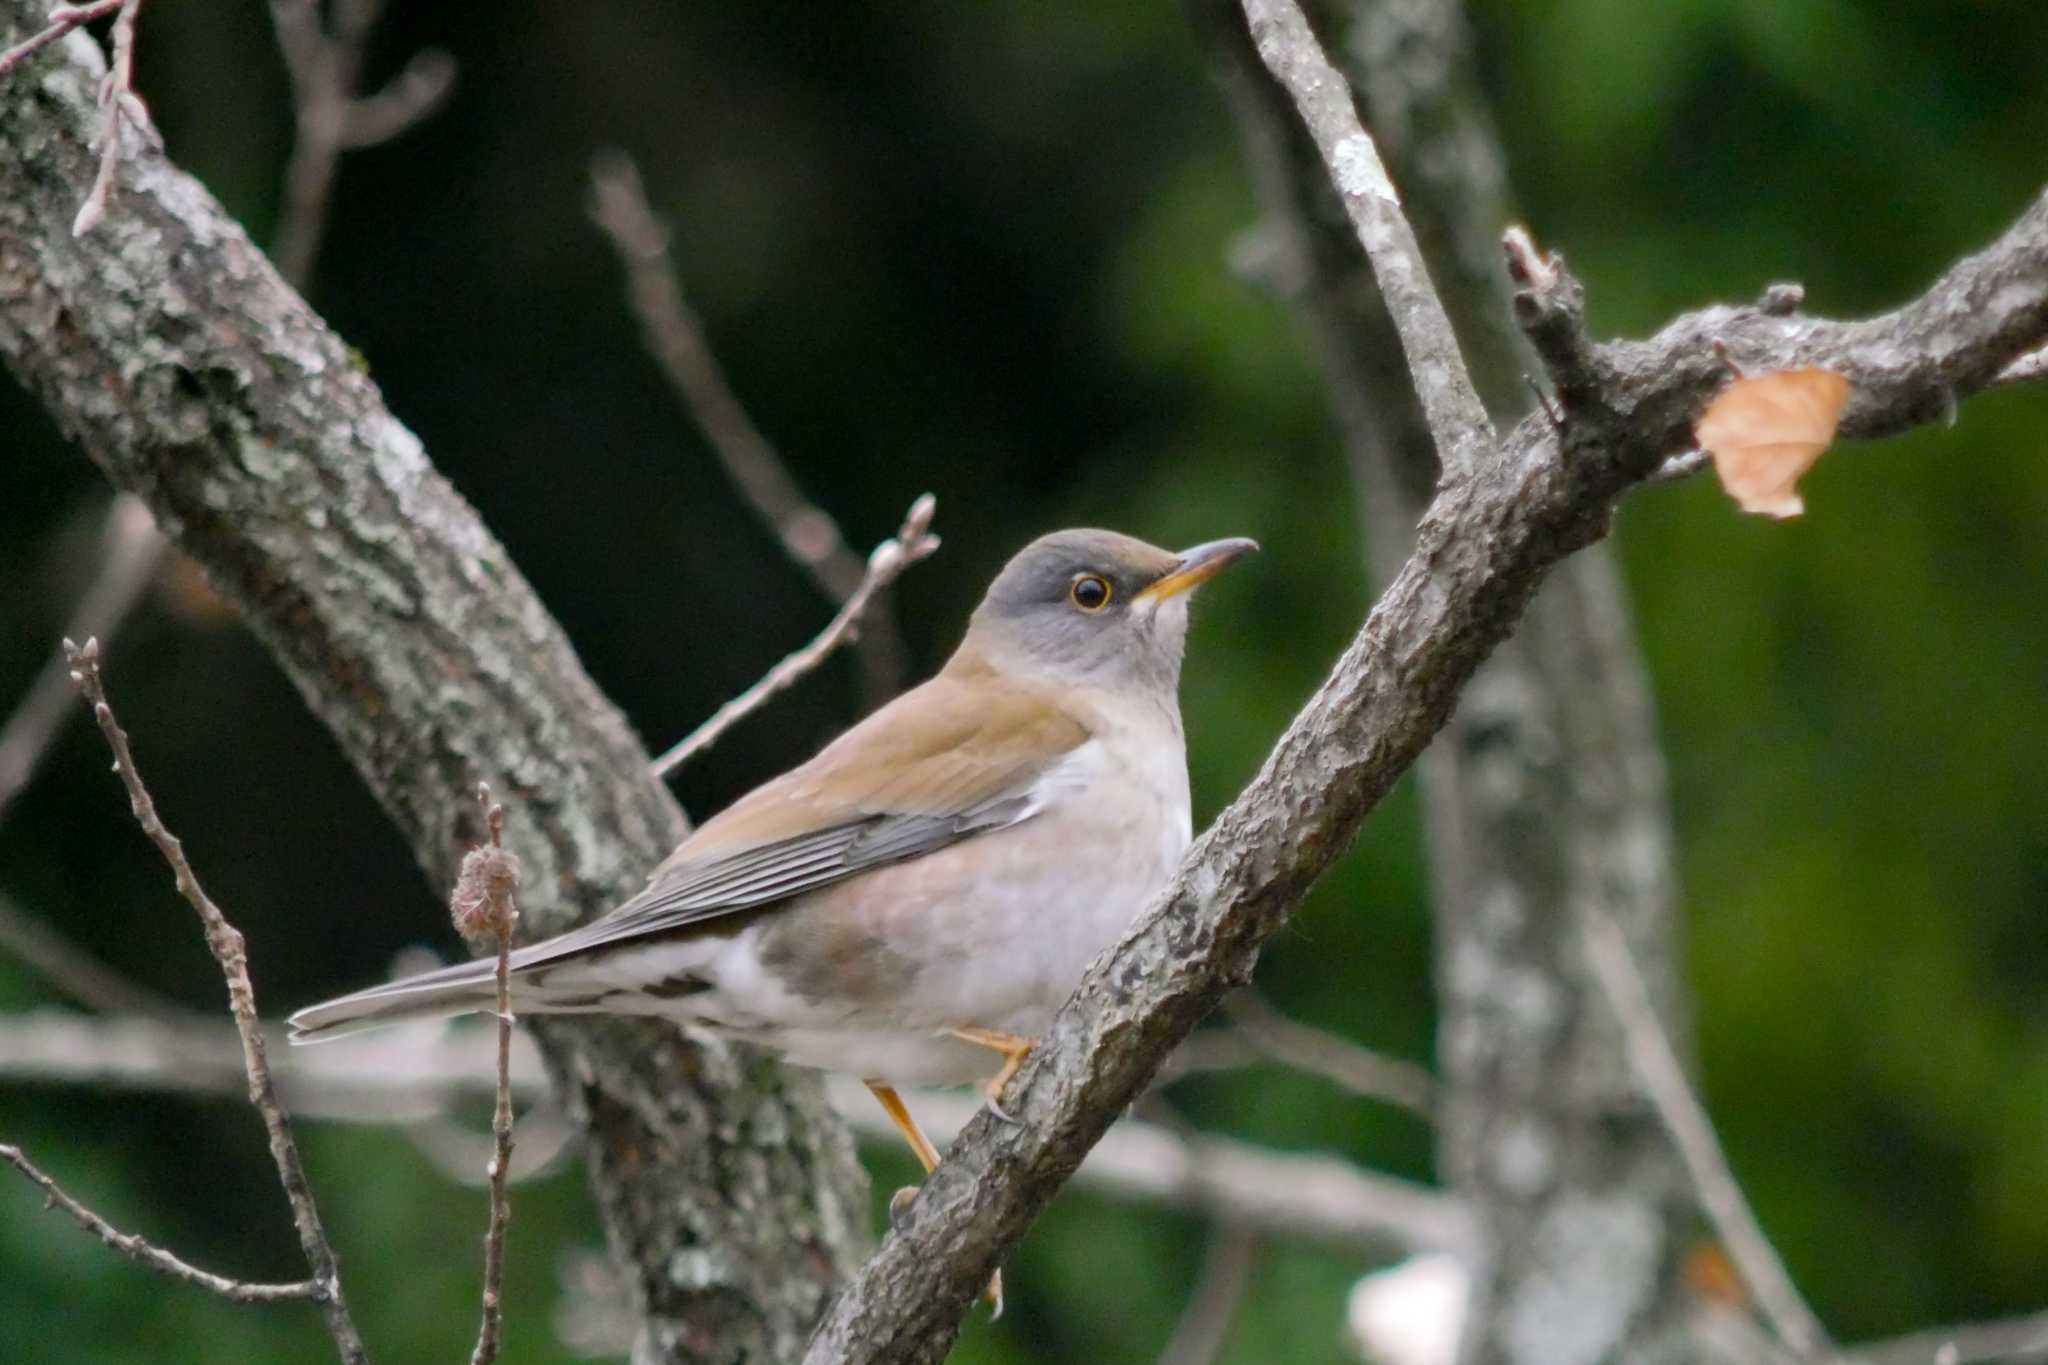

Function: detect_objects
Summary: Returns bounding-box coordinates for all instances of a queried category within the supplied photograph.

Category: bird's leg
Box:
[864,1081,1004,1317]
[866,1080,943,1175]
[944,1026,1038,1120]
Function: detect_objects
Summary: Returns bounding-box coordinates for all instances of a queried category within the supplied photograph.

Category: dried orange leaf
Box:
[1695,367,1850,518]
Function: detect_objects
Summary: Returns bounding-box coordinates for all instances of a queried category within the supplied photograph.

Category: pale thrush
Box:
[291,527,1254,1283]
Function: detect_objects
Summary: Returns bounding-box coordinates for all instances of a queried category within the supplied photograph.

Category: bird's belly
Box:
[699,790,1187,1077]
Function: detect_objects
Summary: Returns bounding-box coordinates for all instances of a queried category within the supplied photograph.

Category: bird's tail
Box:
[288,955,505,1044]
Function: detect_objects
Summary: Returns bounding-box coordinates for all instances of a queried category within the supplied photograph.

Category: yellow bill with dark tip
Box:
[1134,537,1259,601]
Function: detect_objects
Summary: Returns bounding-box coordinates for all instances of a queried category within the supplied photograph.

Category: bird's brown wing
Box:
[510,674,1091,968]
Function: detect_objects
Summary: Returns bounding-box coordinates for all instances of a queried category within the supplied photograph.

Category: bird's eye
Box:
[1069,574,1112,612]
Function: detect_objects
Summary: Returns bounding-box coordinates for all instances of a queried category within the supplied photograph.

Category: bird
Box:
[290,527,1254,1277]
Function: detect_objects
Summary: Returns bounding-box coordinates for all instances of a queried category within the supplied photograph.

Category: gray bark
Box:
[1197,1,1704,1359]
[0,18,867,1363]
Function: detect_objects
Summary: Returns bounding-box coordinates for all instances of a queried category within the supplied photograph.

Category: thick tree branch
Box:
[1196,1,1705,1359]
[799,160,2048,1365]
[0,11,868,1360]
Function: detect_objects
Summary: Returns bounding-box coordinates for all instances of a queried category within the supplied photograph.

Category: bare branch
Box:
[459,784,520,1365]
[0,890,185,1018]
[1848,1309,2048,1365]
[1154,1225,1261,1365]
[831,1078,1470,1260]
[649,493,941,778]
[1158,1025,1436,1122]
[0,492,165,824]
[1649,448,1713,484]
[0,1,117,77]
[68,0,144,236]
[1,1142,323,1303]
[1239,0,1494,483]
[0,1010,1469,1258]
[588,149,913,701]
[1218,991,1437,1120]
[266,0,454,288]
[1581,912,1830,1356]
[62,639,368,1365]
[800,187,2048,1365]
[1997,344,2048,386]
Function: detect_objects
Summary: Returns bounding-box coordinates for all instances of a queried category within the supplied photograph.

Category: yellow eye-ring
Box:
[1069,574,1113,612]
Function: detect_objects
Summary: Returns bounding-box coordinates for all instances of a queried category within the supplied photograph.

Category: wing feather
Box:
[512,675,1089,969]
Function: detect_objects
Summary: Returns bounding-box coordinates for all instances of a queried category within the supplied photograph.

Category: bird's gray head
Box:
[959,528,1257,695]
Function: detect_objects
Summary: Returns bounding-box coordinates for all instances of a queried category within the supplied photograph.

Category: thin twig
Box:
[1219,991,1437,1120]
[1848,1308,2048,1365]
[1996,345,2048,386]
[70,0,145,236]
[265,0,454,288]
[649,493,940,778]
[588,149,912,703]
[1581,911,1831,1356]
[1239,0,1495,484]
[1,1142,323,1303]
[456,783,520,1365]
[0,890,184,1017]
[0,492,165,825]
[1649,448,1712,484]
[1154,1224,1260,1365]
[63,638,368,1365]
[0,0,120,76]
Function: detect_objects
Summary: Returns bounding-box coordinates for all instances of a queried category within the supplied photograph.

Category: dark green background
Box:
[2,2,2044,1361]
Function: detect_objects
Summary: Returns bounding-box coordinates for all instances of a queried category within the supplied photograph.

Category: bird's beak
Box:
[1134,537,1260,602]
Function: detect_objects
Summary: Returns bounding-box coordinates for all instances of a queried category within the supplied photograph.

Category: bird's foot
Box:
[946,1026,1037,1124]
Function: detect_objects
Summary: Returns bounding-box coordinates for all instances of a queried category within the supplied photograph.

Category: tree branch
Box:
[0,1010,1471,1258]
[798,174,2048,1365]
[1582,913,1829,1355]
[1194,1,1706,1358]
[0,491,164,826]
[0,11,868,1358]
[453,785,521,1365]
[590,149,914,704]
[1,1141,324,1304]
[1848,1310,2048,1365]
[1202,992,1436,1121]
[649,493,940,778]
[62,639,368,1363]
[1998,343,2048,385]
[0,887,186,1018]
[1153,1225,1260,1365]
[266,0,454,288]
[1239,0,1494,484]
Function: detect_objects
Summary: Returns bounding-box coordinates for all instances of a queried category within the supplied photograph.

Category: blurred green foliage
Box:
[1,1,2044,1361]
